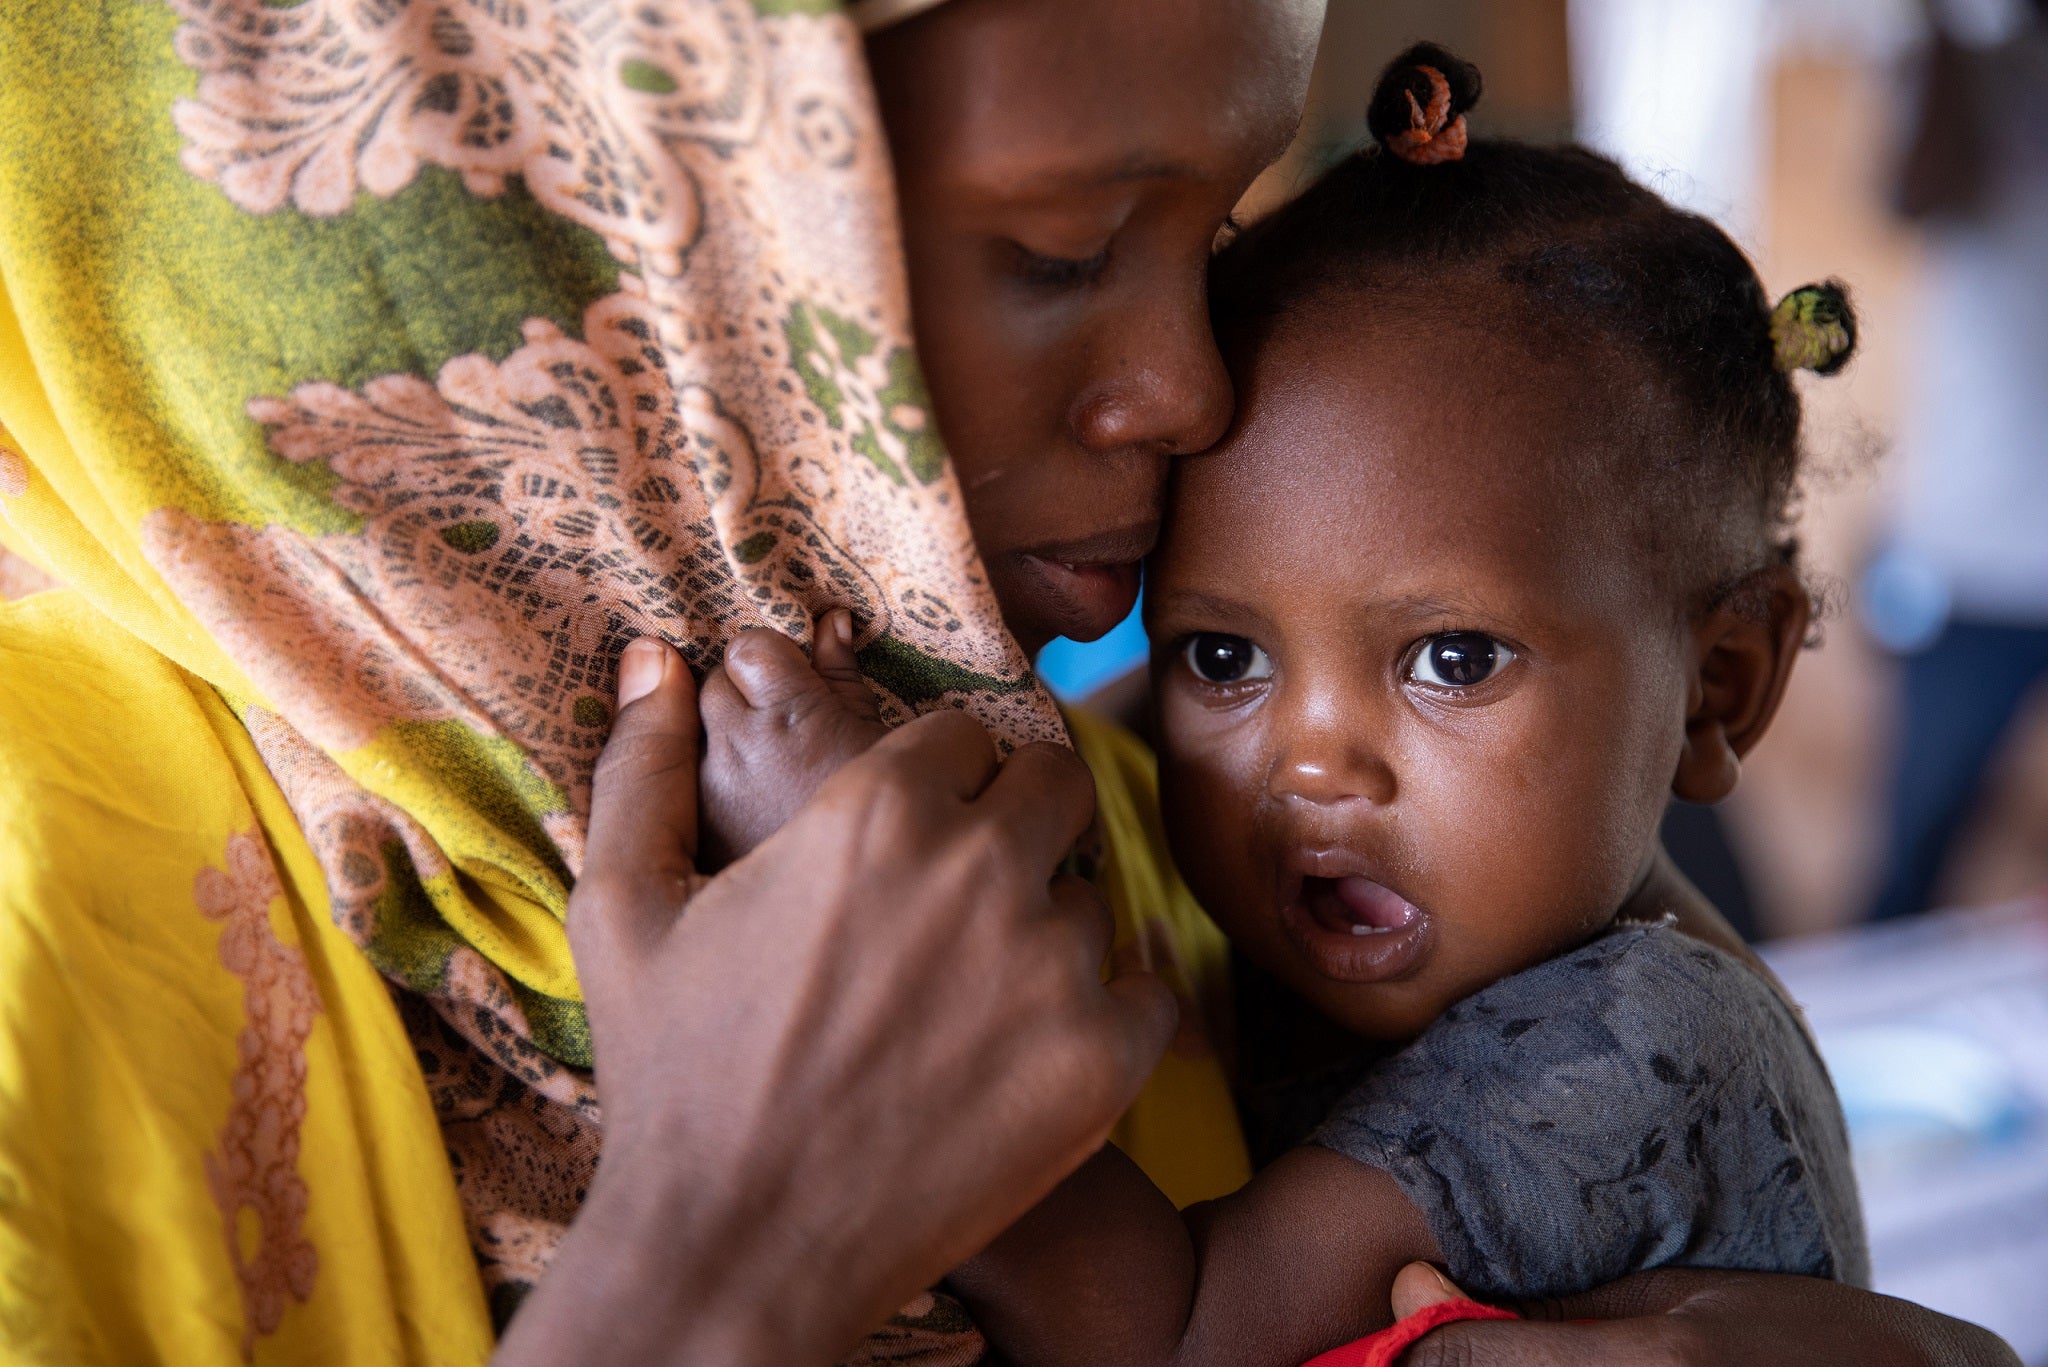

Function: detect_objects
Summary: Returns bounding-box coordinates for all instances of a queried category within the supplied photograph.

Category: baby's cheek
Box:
[1157,723,1270,929]
[1407,716,1639,952]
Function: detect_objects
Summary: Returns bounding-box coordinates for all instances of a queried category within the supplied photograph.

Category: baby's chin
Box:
[1295,974,1460,1044]
[1239,926,1455,1043]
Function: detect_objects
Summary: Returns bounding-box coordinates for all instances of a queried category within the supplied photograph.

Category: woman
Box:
[0,1,2014,1364]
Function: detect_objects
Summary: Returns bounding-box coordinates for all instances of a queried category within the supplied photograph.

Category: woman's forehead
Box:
[876,0,1318,190]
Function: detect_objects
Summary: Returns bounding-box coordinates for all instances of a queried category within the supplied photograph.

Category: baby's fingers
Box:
[813,608,883,723]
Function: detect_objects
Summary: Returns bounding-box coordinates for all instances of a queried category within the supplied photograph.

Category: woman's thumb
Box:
[1391,1262,1468,1320]
[580,638,704,910]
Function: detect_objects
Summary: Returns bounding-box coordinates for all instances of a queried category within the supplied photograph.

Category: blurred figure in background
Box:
[1863,0,2048,921]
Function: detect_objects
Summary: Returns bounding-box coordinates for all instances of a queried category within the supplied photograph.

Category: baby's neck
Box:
[1620,844,1754,964]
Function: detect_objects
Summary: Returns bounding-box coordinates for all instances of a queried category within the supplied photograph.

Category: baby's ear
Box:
[1672,563,1811,804]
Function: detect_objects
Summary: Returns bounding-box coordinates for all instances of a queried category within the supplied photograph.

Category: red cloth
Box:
[1301,1298,1520,1367]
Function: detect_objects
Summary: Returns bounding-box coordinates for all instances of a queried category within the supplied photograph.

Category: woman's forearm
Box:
[496,1161,857,1367]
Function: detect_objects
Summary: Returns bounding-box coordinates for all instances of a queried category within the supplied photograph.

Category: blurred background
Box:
[1036,0,2048,1357]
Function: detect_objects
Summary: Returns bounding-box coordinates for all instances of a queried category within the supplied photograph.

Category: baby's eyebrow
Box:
[1150,588,1269,628]
[1379,592,1504,619]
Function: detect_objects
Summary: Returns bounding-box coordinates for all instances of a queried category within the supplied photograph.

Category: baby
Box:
[694,43,1869,1367]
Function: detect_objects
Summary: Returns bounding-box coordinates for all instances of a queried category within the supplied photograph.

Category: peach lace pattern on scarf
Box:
[194,827,322,1358]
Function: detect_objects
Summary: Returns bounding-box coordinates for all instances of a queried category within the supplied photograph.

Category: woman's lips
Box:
[1011,524,1155,643]
[1280,875,1433,984]
[1017,557,1141,642]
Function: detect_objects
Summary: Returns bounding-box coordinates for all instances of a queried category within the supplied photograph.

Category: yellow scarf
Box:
[0,1,1247,1359]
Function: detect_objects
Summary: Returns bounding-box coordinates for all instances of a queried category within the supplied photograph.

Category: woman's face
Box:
[869,0,1323,656]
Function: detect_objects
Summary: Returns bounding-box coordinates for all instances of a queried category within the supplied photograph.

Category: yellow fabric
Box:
[0,0,1067,1074]
[0,591,494,1365]
[1075,708,1253,1210]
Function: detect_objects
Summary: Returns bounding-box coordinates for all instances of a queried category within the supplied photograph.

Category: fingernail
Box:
[618,638,668,706]
[832,609,853,646]
[1430,1266,1459,1295]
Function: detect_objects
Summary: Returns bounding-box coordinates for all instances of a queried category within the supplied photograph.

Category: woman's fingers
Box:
[1047,872,1117,970]
[1403,1319,1666,1367]
[561,674,1182,1358]
[1390,1263,1687,1365]
[980,739,1100,862]
[1390,1262,1468,1320]
[1399,1269,2024,1367]
[1096,967,1179,1088]
[859,704,1004,803]
[578,638,704,935]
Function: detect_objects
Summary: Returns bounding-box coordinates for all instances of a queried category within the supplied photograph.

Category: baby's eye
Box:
[1183,633,1273,685]
[1409,632,1514,689]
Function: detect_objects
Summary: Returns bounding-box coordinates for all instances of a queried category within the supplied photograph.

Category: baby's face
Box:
[1147,304,1690,1040]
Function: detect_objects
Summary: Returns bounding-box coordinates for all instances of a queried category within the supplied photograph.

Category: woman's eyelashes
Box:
[1406,631,1515,691]
[1182,632,1273,685]
[1009,241,1111,290]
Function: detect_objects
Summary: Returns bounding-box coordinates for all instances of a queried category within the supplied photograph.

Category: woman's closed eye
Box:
[1407,631,1515,690]
[1010,241,1111,290]
[1182,632,1273,685]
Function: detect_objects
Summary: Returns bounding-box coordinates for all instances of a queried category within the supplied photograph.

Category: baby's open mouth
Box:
[1278,868,1434,985]
[1303,876,1422,936]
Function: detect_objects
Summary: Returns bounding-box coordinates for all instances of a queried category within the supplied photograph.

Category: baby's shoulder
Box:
[1378,923,1842,1179]
[1312,922,1869,1298]
[1439,921,1807,1075]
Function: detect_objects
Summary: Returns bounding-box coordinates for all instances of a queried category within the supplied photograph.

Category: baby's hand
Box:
[698,610,889,869]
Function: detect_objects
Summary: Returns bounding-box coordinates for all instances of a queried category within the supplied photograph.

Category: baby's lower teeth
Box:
[1349,923,1391,936]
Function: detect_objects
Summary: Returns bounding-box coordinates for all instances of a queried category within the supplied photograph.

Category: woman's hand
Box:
[1388,1262,2021,1366]
[497,639,1179,1367]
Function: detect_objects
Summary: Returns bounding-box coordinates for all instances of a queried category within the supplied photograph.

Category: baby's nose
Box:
[1267,743,1396,809]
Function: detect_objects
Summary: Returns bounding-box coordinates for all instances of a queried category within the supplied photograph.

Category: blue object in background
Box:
[1034,595,1149,701]
[1861,544,1952,654]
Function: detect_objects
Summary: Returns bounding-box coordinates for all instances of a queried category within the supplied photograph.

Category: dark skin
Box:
[683,286,2012,1367]
[869,0,1322,653]
[507,3,2019,1362]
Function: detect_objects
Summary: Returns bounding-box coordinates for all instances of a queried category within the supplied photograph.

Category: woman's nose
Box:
[1070,288,1233,459]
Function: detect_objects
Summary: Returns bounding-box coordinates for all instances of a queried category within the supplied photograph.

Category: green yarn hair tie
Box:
[1769,281,1857,376]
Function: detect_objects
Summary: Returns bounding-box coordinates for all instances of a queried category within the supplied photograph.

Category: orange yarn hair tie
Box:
[1387,65,1469,166]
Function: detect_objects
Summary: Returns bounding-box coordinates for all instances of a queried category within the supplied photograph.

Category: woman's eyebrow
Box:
[1002,154,1205,197]
[1090,155,1203,185]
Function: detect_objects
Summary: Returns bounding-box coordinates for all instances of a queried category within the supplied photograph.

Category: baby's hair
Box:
[1212,42,1857,611]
